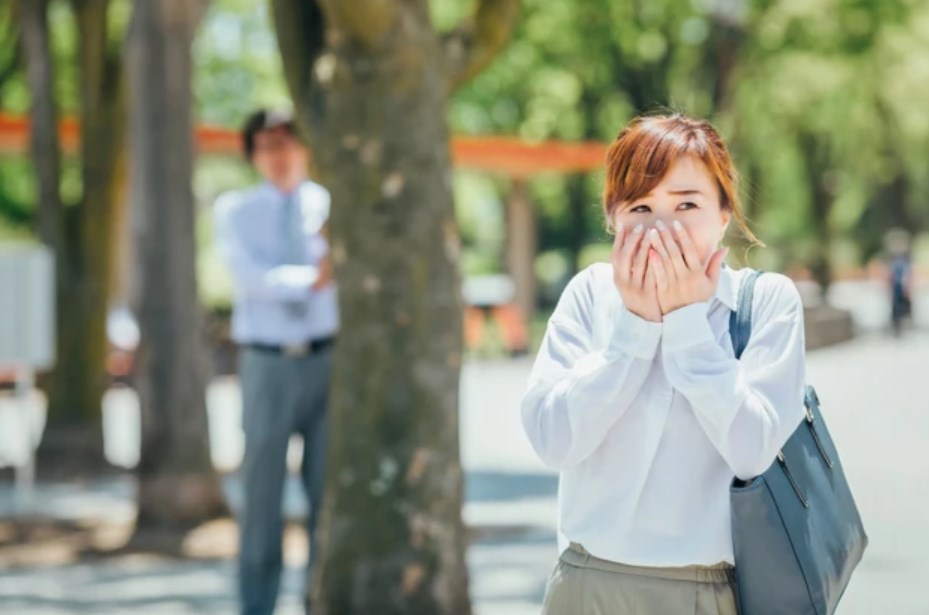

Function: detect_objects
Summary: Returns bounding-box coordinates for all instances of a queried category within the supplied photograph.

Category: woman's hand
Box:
[612,222,662,322]
[647,219,727,314]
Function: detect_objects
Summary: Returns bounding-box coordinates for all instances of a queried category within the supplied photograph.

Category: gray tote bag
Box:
[728,270,868,615]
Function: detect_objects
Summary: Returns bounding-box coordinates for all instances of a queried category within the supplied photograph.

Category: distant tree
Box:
[126,0,226,540]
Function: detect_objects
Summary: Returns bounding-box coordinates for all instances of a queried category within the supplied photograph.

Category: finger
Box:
[672,220,701,271]
[620,223,646,272]
[611,222,626,261]
[644,257,658,292]
[611,223,634,285]
[649,250,668,290]
[655,220,687,275]
[630,235,651,288]
[647,228,677,283]
[706,247,729,284]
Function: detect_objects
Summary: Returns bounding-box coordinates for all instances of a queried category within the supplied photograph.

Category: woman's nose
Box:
[653,217,673,231]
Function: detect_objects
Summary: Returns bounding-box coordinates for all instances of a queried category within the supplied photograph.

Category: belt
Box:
[244,336,336,358]
[563,543,736,584]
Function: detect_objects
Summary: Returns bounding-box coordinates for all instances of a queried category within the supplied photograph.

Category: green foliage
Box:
[193,0,290,127]
[447,0,929,285]
[4,0,929,299]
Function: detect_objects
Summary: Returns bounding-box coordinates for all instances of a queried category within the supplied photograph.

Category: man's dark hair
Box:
[241,108,299,160]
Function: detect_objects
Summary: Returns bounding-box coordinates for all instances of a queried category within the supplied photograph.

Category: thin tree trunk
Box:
[272,1,518,612]
[800,131,834,295]
[126,0,225,541]
[565,86,600,275]
[566,175,587,275]
[23,0,122,473]
[506,179,538,325]
[19,0,61,249]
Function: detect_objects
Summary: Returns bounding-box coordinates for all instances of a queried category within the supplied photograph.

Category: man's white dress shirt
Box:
[214,181,339,345]
[521,262,806,567]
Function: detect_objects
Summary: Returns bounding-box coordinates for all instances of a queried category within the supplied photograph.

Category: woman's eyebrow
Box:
[667,188,704,196]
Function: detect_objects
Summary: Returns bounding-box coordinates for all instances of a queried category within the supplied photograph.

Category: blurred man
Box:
[885,228,913,336]
[214,109,337,615]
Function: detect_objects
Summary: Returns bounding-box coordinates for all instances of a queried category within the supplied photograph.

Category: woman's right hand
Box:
[611,222,662,322]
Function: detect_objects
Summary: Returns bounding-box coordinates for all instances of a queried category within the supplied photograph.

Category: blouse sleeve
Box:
[521,267,663,471]
[660,274,807,480]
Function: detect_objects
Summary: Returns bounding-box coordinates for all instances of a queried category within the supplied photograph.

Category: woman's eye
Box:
[679,202,698,210]
[630,205,650,213]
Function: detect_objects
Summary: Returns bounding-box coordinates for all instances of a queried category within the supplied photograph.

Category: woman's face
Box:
[613,155,731,266]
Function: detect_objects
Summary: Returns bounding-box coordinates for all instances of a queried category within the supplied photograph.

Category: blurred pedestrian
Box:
[885,228,913,336]
[214,108,337,615]
[522,114,806,614]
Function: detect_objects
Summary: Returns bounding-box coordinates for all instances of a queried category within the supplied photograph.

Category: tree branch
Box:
[271,0,325,104]
[0,30,21,91]
[317,0,395,48]
[18,0,63,247]
[443,0,520,93]
[0,0,21,89]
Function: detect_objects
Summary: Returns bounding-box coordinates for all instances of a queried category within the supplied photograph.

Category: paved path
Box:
[2,328,928,613]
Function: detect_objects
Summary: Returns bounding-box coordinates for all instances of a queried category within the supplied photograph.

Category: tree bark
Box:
[127,0,226,538]
[22,0,124,474]
[0,1,21,93]
[506,179,538,325]
[272,1,518,612]
[19,0,61,250]
[565,174,587,275]
[565,86,601,276]
[799,131,834,295]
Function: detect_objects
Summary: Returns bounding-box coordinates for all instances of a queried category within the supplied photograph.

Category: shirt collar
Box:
[714,262,740,311]
[259,180,307,201]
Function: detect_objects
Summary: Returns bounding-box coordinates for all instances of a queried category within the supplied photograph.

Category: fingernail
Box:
[634,224,644,234]
[649,228,659,238]
[616,221,624,233]
[655,220,666,230]
[673,220,683,232]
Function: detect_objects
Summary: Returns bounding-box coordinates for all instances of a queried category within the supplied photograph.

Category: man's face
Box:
[251,127,309,189]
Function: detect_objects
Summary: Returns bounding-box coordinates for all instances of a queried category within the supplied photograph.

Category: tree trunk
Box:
[19,0,62,249]
[565,86,601,275]
[299,24,470,615]
[506,179,538,325]
[127,0,225,539]
[272,1,518,612]
[799,132,834,295]
[0,1,21,94]
[566,175,587,276]
[22,0,122,474]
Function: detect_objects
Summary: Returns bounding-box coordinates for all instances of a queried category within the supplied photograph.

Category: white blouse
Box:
[521,262,806,567]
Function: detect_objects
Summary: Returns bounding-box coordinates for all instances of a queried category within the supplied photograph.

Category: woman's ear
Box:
[720,209,731,242]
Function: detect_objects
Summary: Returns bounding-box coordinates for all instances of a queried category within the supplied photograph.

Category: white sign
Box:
[0,244,55,370]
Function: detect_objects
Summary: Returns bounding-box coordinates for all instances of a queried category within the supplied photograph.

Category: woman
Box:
[521,114,806,614]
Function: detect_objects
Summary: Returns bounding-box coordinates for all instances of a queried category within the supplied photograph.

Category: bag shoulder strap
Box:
[729,269,764,359]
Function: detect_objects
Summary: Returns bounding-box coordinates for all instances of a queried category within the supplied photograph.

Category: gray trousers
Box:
[543,543,739,615]
[237,346,332,615]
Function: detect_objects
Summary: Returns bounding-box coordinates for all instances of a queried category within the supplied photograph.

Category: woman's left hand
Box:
[647,220,728,315]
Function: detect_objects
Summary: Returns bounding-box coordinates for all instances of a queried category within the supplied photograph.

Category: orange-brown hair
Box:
[602,113,760,245]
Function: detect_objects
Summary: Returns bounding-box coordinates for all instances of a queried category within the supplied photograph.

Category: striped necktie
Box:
[282,191,308,319]
[282,191,306,265]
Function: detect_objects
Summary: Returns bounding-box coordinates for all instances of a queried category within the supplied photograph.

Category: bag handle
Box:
[729,269,763,359]
[728,269,824,499]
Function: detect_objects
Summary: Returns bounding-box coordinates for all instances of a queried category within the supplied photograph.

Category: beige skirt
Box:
[542,543,739,615]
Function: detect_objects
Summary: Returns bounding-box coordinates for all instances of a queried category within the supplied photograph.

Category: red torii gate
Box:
[0,113,609,350]
[0,113,606,173]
